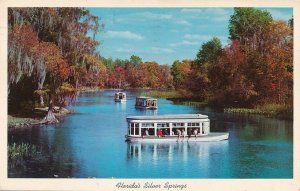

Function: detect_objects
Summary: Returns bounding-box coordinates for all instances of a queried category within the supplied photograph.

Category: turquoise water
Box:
[8,90,293,178]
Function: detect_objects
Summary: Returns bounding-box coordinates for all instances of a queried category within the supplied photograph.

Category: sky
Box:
[89,8,293,65]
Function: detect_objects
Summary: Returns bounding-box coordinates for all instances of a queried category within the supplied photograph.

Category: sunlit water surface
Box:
[8,90,293,178]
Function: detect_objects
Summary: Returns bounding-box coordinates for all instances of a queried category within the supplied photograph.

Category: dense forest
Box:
[172,8,293,107]
[8,8,293,122]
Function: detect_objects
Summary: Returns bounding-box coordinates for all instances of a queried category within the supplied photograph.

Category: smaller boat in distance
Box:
[125,114,229,143]
[135,97,157,109]
[115,92,126,102]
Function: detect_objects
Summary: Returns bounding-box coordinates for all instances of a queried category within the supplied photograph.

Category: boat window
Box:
[173,123,184,127]
[157,123,169,127]
[142,123,154,127]
[131,127,134,135]
[135,127,139,135]
[187,123,200,127]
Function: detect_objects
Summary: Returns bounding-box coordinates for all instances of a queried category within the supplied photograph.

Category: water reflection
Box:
[127,141,229,169]
[8,90,293,178]
[115,101,126,111]
[135,108,158,115]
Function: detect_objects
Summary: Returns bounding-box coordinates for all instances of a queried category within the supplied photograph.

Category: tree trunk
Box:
[40,94,44,107]
[39,95,59,124]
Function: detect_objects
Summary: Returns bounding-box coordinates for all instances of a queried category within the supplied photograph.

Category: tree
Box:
[191,37,223,100]
[195,37,222,65]
[229,8,273,52]
[215,41,257,105]
[171,60,192,90]
[130,55,142,66]
[8,8,102,123]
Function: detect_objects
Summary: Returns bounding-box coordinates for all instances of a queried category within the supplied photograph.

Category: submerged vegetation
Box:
[8,143,38,160]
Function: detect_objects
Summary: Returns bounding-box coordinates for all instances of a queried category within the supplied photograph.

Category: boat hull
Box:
[115,99,126,102]
[135,105,157,109]
[126,132,229,143]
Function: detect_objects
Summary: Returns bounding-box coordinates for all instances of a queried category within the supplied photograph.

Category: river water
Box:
[8,90,293,178]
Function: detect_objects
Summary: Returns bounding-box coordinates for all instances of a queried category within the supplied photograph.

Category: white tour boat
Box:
[115,92,126,102]
[135,97,157,109]
[126,114,229,143]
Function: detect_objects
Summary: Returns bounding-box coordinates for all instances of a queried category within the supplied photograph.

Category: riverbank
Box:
[143,90,182,99]
[8,107,72,128]
[224,104,293,119]
[144,90,293,120]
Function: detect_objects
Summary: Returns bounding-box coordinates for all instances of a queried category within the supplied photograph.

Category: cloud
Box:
[151,47,174,53]
[136,12,173,20]
[106,30,144,40]
[170,40,198,47]
[170,35,229,48]
[115,47,135,53]
[181,8,204,13]
[180,8,231,22]
[115,11,173,23]
[184,34,213,41]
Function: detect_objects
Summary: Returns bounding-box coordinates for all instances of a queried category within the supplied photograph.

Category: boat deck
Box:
[126,132,229,143]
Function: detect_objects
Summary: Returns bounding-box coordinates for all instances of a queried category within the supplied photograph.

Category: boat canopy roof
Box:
[116,92,126,94]
[127,114,208,121]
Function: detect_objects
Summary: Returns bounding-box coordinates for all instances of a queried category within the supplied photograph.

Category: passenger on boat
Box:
[145,129,149,136]
[171,130,175,136]
[163,128,169,136]
[193,128,198,138]
[142,129,147,138]
[182,129,186,140]
[157,129,165,137]
[176,129,181,136]
[188,128,192,139]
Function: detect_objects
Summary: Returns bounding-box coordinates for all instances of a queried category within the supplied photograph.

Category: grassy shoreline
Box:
[143,90,182,98]
[224,104,293,119]
[144,90,293,119]
[8,107,72,128]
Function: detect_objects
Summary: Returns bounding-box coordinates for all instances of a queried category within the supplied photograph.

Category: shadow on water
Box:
[8,124,79,178]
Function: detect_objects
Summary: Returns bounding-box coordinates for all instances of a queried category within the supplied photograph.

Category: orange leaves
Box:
[9,25,70,80]
[9,25,39,54]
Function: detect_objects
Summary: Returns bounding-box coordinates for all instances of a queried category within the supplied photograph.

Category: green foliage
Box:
[190,38,223,100]
[8,143,38,160]
[224,104,292,119]
[130,55,142,66]
[177,101,208,107]
[59,83,76,93]
[34,89,50,96]
[195,37,222,65]
[229,8,273,45]
[143,90,182,99]
[175,8,293,107]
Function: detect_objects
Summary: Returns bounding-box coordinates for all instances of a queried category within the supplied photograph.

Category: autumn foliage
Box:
[8,7,293,116]
[8,8,102,118]
[172,8,293,107]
